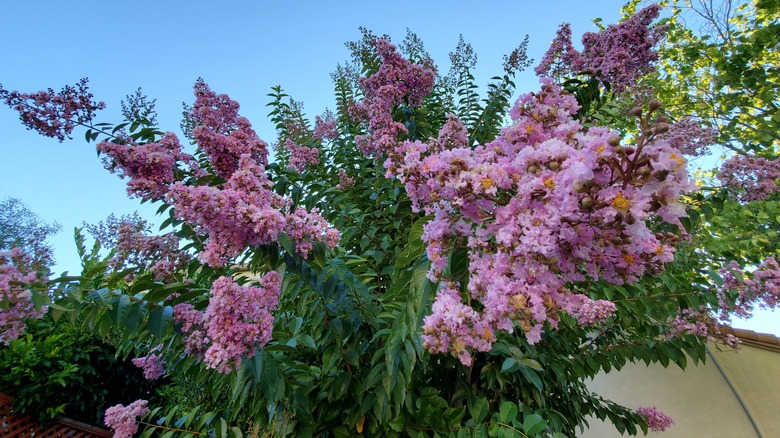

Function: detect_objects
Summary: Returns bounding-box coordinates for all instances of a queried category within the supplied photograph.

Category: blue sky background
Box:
[1,1,775,333]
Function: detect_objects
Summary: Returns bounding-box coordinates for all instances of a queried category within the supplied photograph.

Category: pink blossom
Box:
[132,348,166,380]
[719,154,780,202]
[175,273,281,373]
[0,78,105,141]
[636,406,674,432]
[313,113,339,142]
[568,297,616,326]
[0,248,48,344]
[283,139,320,172]
[662,117,717,157]
[104,399,149,438]
[717,258,780,322]
[360,46,694,359]
[190,80,269,178]
[535,6,664,90]
[336,169,355,189]
[97,132,188,200]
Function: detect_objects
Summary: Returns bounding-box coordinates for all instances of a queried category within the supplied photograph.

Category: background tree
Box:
[0,197,61,269]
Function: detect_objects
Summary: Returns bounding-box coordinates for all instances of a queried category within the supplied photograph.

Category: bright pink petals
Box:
[636,406,674,432]
[174,273,281,373]
[0,248,48,344]
[98,133,189,200]
[104,399,149,438]
[191,80,269,178]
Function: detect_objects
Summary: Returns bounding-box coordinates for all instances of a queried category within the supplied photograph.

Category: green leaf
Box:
[499,401,518,423]
[522,414,546,436]
[148,306,173,337]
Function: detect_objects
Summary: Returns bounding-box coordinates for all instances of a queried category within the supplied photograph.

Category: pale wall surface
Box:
[578,345,773,437]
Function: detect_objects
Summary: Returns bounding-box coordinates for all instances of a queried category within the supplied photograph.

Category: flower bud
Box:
[608,136,621,146]
[580,196,595,209]
[548,161,561,171]
[655,123,670,134]
[648,99,662,112]
[629,107,643,117]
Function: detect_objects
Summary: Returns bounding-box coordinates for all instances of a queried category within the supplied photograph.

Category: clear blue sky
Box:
[0,1,775,333]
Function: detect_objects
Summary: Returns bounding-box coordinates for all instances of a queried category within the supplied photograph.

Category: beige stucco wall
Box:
[579,343,780,437]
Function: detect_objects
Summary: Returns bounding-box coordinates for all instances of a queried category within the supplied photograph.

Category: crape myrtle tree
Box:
[1,3,777,437]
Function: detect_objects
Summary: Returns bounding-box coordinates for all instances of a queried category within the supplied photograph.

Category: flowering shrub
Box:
[1,4,779,436]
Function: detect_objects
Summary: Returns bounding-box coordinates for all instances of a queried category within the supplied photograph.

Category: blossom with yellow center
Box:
[611,192,631,212]
[452,338,466,354]
[669,153,685,168]
[482,326,494,341]
[596,144,605,154]
[544,177,556,189]
[525,124,534,134]
[622,254,635,264]
[481,178,494,190]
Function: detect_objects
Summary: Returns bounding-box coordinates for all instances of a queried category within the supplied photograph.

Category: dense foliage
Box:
[0,2,777,437]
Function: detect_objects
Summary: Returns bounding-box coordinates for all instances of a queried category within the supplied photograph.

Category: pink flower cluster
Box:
[718,154,780,202]
[568,297,617,326]
[313,113,339,142]
[354,39,436,156]
[665,307,740,349]
[636,406,674,432]
[132,346,166,380]
[0,248,48,344]
[168,153,338,266]
[718,258,780,321]
[336,169,355,189]
[110,221,192,281]
[0,78,105,141]
[190,80,269,178]
[97,132,193,200]
[174,273,281,373]
[283,139,320,172]
[662,117,717,157]
[535,5,664,90]
[104,399,149,438]
[357,39,694,365]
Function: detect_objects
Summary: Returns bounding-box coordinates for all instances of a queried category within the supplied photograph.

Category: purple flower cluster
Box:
[313,113,339,142]
[636,406,674,432]
[568,297,617,326]
[718,258,780,321]
[131,346,166,380]
[665,307,740,349]
[108,220,192,281]
[535,5,664,90]
[174,273,281,373]
[283,139,320,172]
[0,78,105,141]
[354,39,436,156]
[97,132,192,200]
[533,23,581,80]
[662,117,717,157]
[0,248,48,344]
[104,399,149,438]
[358,39,694,364]
[191,80,269,178]
[718,154,780,202]
[168,153,338,266]
[336,169,355,189]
